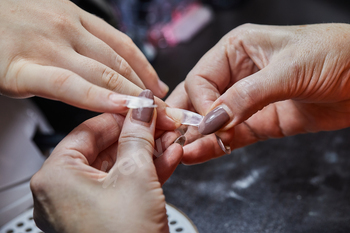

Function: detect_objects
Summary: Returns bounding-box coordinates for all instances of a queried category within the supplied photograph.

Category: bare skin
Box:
[0,0,177,130]
[167,23,350,164]
[30,113,183,233]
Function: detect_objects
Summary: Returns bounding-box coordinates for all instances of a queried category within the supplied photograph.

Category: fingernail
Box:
[165,107,182,123]
[174,135,186,147]
[158,80,169,95]
[198,107,230,135]
[109,93,123,103]
[132,90,154,123]
[215,135,231,154]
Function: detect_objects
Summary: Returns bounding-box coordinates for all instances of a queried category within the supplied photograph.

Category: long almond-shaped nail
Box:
[132,90,154,123]
[198,107,230,135]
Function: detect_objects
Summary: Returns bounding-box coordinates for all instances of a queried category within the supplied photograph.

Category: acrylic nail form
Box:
[124,96,157,109]
[177,109,231,154]
[166,108,204,126]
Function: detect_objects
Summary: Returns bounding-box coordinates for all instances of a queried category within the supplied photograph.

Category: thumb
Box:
[104,89,157,187]
[198,65,292,135]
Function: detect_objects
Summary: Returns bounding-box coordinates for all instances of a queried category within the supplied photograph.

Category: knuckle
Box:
[119,132,154,150]
[53,71,75,96]
[84,85,94,102]
[143,64,157,81]
[2,59,28,97]
[121,34,135,48]
[52,15,70,29]
[50,12,78,33]
[101,67,124,92]
[238,23,255,30]
[30,171,47,195]
[234,79,259,110]
[115,55,132,79]
[225,23,257,44]
[120,35,139,57]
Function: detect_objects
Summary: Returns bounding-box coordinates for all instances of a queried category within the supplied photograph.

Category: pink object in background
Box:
[149,4,213,47]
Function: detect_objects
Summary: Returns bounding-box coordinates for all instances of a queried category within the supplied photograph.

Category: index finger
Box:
[184,42,231,115]
[184,27,260,116]
[80,12,169,98]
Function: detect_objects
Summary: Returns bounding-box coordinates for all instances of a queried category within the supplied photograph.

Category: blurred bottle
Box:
[73,0,247,61]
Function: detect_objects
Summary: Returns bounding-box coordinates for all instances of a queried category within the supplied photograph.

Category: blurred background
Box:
[2,0,350,232]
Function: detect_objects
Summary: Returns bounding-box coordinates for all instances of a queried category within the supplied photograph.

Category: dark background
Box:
[33,0,350,232]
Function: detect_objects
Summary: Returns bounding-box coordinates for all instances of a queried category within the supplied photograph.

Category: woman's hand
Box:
[0,0,169,111]
[168,23,350,164]
[30,90,183,233]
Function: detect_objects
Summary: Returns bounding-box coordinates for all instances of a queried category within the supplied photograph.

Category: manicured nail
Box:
[158,80,169,95]
[132,90,154,123]
[174,135,186,147]
[198,107,230,135]
[215,135,231,154]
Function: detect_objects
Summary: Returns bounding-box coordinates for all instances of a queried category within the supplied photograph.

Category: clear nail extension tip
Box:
[124,96,157,109]
[166,108,203,127]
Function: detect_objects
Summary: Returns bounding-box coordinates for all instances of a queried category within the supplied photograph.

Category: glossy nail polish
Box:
[215,135,231,154]
[198,107,230,135]
[132,90,154,123]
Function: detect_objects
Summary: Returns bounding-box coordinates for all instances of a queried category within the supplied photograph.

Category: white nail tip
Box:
[124,96,157,109]
[166,108,203,127]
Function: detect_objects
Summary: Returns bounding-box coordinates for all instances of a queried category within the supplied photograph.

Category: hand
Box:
[168,23,350,164]
[0,0,169,112]
[30,93,183,233]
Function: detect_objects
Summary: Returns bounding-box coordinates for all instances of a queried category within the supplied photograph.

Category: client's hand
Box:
[167,23,350,164]
[0,0,175,129]
[30,91,182,233]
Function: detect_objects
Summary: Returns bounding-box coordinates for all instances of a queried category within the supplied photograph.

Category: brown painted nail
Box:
[132,89,154,123]
[198,107,230,135]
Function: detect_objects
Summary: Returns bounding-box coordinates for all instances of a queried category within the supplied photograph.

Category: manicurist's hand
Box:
[30,90,183,233]
[0,0,175,128]
[168,23,350,164]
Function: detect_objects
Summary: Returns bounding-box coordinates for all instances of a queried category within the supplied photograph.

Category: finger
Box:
[107,90,158,182]
[184,44,231,116]
[155,130,182,156]
[197,63,292,135]
[165,81,193,110]
[184,30,260,134]
[59,51,178,130]
[182,134,225,165]
[183,126,202,145]
[14,62,143,114]
[155,143,183,185]
[73,31,146,89]
[57,51,143,97]
[80,12,169,98]
[180,125,235,164]
[53,114,124,165]
[91,141,119,172]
